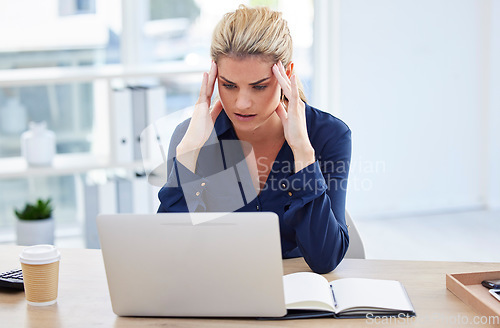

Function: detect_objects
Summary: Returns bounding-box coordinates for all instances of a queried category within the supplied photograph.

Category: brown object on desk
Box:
[21,261,59,305]
[1,245,500,327]
[446,271,500,319]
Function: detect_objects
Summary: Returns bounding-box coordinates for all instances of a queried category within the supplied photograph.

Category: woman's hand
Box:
[176,61,223,172]
[272,61,315,172]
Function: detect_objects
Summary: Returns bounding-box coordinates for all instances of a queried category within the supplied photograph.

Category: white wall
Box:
[487,0,500,210]
[315,0,499,218]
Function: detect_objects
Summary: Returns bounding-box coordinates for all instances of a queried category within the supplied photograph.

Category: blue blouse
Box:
[157,103,351,273]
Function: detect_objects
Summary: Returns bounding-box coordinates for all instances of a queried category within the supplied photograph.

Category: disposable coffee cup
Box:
[19,244,61,306]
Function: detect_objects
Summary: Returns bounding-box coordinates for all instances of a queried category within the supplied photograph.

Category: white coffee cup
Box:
[19,245,61,306]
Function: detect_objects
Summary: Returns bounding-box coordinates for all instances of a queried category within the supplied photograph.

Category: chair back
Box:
[344,211,366,259]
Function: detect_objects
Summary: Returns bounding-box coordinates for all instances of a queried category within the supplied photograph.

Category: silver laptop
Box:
[97,212,287,317]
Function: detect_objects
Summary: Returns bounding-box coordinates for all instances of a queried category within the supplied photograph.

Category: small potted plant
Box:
[14,198,55,246]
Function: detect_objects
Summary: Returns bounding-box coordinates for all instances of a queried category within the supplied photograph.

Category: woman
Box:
[158,5,351,274]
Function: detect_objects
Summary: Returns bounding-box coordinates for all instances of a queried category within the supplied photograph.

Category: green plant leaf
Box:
[14,198,53,221]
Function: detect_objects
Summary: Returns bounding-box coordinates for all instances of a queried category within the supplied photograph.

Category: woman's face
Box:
[217,55,282,134]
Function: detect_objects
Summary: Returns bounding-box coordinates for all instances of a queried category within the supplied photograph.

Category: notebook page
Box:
[283,272,335,312]
[330,278,413,314]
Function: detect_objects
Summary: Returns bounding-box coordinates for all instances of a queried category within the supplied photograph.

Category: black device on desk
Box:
[481,279,500,289]
[0,269,24,290]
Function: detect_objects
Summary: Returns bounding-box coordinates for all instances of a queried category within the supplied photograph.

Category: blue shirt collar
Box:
[214,110,234,137]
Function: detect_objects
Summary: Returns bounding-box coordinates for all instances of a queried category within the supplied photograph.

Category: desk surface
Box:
[1,245,499,327]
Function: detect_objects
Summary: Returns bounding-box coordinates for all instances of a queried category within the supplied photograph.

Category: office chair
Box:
[344,210,366,259]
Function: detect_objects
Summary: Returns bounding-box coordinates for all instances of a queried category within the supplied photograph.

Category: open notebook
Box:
[280,272,416,319]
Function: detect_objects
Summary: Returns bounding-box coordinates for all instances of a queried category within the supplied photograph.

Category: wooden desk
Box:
[1,246,499,327]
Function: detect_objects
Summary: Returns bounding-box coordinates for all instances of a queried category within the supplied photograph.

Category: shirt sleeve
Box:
[157,158,205,212]
[157,119,191,213]
[282,128,351,274]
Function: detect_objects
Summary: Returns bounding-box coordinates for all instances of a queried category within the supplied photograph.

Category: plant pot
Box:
[16,217,55,246]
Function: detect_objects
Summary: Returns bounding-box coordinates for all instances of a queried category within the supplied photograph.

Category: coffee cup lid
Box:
[19,245,60,265]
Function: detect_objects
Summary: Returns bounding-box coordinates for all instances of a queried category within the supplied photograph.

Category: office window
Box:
[0,0,121,243]
[0,0,121,157]
[0,83,94,158]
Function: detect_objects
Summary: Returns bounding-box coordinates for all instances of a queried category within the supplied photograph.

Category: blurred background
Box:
[0,0,498,261]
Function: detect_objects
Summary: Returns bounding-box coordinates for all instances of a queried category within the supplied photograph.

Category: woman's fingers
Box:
[289,75,299,107]
[197,62,218,107]
[273,62,290,97]
[291,75,297,97]
[272,62,290,92]
[278,61,289,82]
[206,61,218,100]
[197,72,208,104]
[275,101,288,123]
[272,62,292,100]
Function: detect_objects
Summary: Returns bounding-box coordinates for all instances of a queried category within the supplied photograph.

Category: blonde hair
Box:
[211,5,307,103]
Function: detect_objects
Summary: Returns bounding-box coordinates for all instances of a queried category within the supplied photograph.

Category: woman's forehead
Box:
[217,55,275,82]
